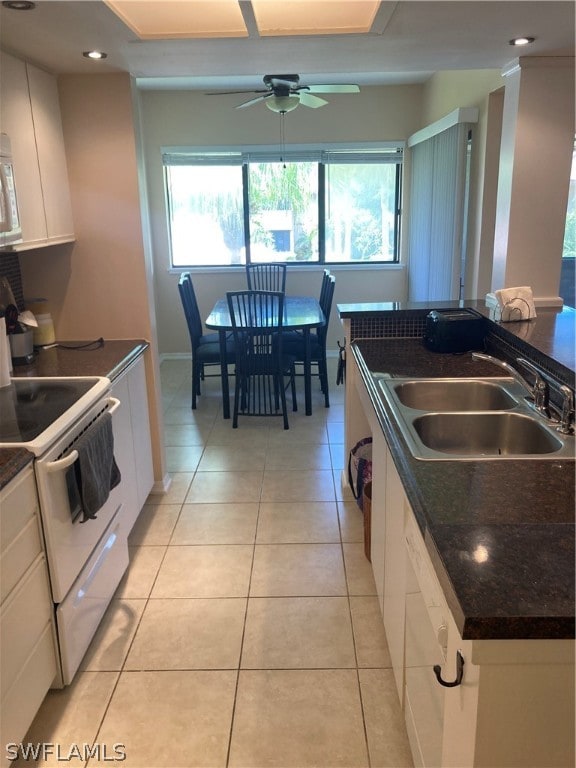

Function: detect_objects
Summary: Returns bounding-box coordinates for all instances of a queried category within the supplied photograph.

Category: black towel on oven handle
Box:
[73,411,121,523]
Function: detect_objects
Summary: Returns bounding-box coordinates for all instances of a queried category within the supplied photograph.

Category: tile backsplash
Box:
[0,253,25,311]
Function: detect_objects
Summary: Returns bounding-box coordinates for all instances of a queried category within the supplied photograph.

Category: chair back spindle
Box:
[226,289,297,428]
[246,263,287,293]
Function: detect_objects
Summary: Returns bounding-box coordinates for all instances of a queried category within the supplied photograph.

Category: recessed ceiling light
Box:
[1,1,36,9]
[83,51,108,60]
[509,37,535,46]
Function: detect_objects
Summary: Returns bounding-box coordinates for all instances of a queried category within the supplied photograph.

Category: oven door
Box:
[56,511,128,685]
[33,397,127,603]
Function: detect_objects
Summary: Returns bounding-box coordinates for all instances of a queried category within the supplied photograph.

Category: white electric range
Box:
[0,377,129,686]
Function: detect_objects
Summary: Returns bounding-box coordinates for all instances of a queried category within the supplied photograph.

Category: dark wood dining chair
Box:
[226,290,297,429]
[284,272,335,407]
[178,273,235,409]
[245,263,287,293]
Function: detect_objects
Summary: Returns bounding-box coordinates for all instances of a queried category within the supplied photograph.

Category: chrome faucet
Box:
[472,352,574,433]
[516,358,551,418]
[471,352,546,409]
[559,386,575,435]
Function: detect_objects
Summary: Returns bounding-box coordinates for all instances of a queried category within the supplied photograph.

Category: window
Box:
[560,137,576,308]
[325,161,401,262]
[562,138,576,260]
[163,145,403,267]
[248,160,318,262]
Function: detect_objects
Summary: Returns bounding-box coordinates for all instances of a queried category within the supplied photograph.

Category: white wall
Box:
[138,85,423,354]
[419,69,504,299]
[19,73,167,485]
[492,57,575,301]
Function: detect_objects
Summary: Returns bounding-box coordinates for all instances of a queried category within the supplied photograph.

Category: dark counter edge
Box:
[0,339,149,491]
[351,343,575,642]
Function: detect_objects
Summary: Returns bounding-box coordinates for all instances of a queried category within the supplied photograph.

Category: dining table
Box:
[205,294,326,418]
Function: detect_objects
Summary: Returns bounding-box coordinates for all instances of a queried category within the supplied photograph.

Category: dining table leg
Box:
[218,330,230,419]
[304,328,312,416]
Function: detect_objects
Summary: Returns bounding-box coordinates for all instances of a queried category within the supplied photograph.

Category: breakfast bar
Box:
[339,301,575,767]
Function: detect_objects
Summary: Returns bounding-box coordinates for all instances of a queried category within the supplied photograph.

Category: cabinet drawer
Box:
[0,554,54,699]
[0,622,57,768]
[0,466,39,556]
[1,515,43,603]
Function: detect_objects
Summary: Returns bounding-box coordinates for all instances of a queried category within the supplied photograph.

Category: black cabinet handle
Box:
[433,650,464,687]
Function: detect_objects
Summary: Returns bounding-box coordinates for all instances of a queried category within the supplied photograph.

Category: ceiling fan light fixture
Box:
[266,95,300,113]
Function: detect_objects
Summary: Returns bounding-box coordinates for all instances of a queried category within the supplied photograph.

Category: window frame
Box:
[163,142,404,269]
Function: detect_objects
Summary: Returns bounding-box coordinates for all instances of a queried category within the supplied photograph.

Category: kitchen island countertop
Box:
[353,337,575,640]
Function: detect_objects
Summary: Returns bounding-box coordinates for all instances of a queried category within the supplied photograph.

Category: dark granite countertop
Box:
[353,337,575,641]
[0,339,149,490]
[0,447,34,490]
[339,300,576,376]
[10,339,149,381]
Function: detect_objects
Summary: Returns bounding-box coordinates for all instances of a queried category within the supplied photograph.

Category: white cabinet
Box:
[369,429,387,614]
[0,467,58,767]
[382,446,408,704]
[404,509,450,768]
[351,352,408,704]
[0,50,74,250]
[111,354,154,534]
[441,622,575,768]
[128,356,154,511]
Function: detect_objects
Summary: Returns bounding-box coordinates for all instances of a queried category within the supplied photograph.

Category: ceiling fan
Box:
[206,74,360,113]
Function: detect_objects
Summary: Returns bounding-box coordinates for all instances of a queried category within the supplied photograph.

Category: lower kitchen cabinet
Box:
[0,467,58,767]
[111,354,154,534]
[407,509,575,768]
[383,443,408,705]
[369,429,387,614]
[440,624,574,767]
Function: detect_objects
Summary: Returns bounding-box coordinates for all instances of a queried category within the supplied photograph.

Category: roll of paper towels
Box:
[0,316,12,387]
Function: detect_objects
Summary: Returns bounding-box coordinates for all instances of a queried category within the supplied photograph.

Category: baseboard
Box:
[160,350,340,361]
[159,352,192,363]
[150,473,172,495]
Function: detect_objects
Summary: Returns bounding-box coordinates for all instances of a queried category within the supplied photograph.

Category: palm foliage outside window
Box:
[163,145,403,268]
[562,138,576,259]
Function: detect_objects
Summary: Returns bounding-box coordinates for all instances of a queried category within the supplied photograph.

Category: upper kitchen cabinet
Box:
[0,51,74,250]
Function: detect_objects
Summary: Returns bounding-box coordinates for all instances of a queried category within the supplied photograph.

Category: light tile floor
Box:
[15,359,413,768]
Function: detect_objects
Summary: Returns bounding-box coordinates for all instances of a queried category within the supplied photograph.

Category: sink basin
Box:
[412,412,564,457]
[377,376,574,461]
[390,378,517,411]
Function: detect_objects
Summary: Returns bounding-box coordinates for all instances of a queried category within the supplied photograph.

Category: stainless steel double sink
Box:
[376,376,575,461]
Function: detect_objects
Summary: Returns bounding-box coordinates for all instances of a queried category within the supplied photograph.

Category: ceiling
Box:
[0,1,574,92]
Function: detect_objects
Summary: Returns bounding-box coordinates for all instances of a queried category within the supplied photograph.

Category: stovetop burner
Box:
[0,377,111,452]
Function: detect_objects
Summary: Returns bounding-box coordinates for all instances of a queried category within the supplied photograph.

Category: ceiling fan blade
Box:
[299,92,328,109]
[303,84,360,94]
[235,93,271,109]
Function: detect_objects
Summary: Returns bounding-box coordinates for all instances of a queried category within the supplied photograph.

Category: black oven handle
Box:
[45,397,121,474]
